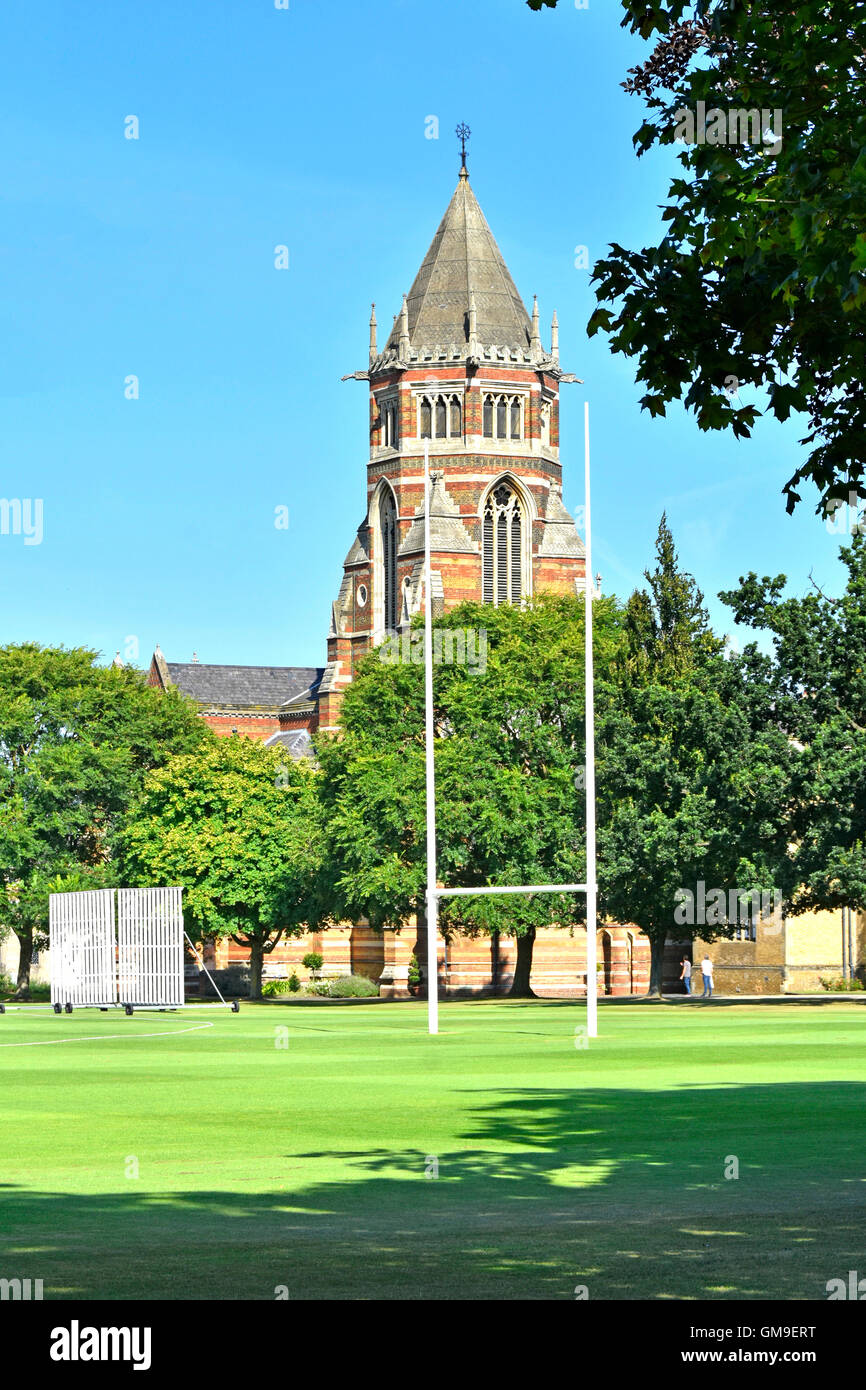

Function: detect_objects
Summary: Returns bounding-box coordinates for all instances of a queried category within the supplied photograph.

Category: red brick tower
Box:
[318,161,586,730]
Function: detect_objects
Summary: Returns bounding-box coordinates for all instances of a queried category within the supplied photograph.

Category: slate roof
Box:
[399,474,475,556]
[165,663,324,709]
[385,171,533,355]
[538,491,587,559]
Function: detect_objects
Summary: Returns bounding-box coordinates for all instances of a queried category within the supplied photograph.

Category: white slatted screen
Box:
[50,887,184,1008]
[50,889,116,1007]
[118,887,183,1006]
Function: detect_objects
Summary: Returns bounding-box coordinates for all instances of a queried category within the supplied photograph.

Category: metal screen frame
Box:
[8,886,238,1019]
[50,889,117,1008]
[118,887,184,1007]
[50,886,184,1009]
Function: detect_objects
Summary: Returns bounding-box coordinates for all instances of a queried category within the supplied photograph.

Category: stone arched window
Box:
[379,488,398,632]
[418,393,462,440]
[482,481,525,606]
[482,393,524,441]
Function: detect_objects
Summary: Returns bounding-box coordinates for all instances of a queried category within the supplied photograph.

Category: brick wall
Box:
[223,922,651,997]
[202,713,282,741]
[694,905,855,994]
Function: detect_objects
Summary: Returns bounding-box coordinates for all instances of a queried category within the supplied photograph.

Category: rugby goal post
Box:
[39,886,239,1015]
[422,401,598,1037]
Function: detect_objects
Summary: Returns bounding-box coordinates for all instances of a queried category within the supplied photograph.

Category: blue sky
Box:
[0,0,849,670]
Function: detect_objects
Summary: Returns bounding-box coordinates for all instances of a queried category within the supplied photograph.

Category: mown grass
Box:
[1,1000,863,1299]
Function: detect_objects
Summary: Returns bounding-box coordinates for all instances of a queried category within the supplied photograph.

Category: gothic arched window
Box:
[417,392,463,439]
[379,488,398,632]
[483,393,524,441]
[482,482,524,606]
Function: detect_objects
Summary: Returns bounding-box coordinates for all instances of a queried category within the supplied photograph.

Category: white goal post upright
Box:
[584,402,598,1038]
[424,439,440,1036]
[423,407,599,1037]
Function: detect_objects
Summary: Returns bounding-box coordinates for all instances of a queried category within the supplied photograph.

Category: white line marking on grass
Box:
[0,1022,214,1048]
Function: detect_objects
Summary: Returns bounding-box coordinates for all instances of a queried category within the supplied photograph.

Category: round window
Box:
[357,583,368,608]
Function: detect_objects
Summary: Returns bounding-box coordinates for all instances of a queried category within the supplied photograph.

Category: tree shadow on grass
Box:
[2,1080,865,1300]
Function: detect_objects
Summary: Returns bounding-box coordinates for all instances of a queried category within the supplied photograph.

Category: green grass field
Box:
[1,999,864,1300]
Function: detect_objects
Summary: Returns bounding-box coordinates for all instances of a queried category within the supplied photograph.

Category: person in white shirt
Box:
[701,954,714,999]
[679,956,692,995]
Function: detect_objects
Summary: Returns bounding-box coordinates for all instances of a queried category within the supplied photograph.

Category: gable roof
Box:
[163,662,324,710]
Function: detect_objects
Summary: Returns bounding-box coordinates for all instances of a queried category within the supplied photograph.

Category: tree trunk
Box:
[15,928,33,1000]
[248,936,264,1001]
[647,934,665,997]
[509,927,537,998]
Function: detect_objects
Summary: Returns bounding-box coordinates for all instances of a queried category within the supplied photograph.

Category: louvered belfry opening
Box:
[379,488,398,632]
[482,482,523,606]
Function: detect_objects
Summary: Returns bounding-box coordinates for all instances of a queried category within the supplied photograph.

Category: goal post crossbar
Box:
[435,884,590,898]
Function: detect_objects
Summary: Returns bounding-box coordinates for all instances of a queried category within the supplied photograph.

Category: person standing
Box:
[701,954,714,999]
[680,956,692,995]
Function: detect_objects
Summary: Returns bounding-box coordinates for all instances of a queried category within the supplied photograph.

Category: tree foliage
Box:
[531,0,866,515]
[317,597,622,994]
[721,534,866,913]
[120,736,323,999]
[319,539,794,997]
[597,517,796,991]
[0,644,208,994]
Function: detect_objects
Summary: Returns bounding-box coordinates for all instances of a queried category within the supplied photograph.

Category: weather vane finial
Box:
[456,122,471,174]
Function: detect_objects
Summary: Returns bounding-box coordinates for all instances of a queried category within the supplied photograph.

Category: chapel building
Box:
[144,162,865,999]
[145,162,654,997]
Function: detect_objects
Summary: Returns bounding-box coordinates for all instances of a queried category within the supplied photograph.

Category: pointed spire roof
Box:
[385,171,533,356]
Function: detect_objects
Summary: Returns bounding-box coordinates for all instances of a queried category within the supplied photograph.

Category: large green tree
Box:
[596,518,797,993]
[530,0,866,516]
[0,644,208,995]
[120,736,323,999]
[317,597,623,995]
[721,533,866,917]
[320,530,796,999]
